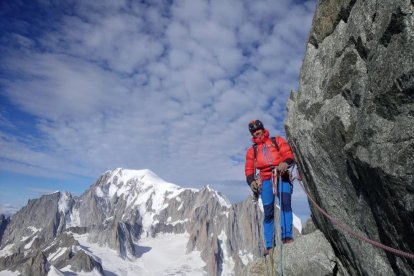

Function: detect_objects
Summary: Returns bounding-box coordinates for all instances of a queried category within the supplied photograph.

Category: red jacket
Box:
[245,129,294,184]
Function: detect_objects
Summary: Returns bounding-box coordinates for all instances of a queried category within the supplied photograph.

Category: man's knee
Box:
[263,204,274,223]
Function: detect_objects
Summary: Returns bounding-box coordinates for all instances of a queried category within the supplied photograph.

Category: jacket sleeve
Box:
[245,146,255,185]
[276,137,294,165]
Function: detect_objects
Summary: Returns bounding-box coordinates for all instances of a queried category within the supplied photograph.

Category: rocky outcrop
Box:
[18,250,49,276]
[282,230,341,276]
[1,193,63,247]
[1,250,53,276]
[0,191,76,251]
[0,193,104,275]
[186,192,263,275]
[43,233,104,274]
[242,229,343,276]
[286,0,414,275]
[301,217,317,235]
[0,215,9,244]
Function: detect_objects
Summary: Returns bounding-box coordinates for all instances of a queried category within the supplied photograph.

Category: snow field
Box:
[73,232,207,275]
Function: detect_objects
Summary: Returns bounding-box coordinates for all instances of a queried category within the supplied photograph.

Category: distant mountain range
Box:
[0,168,301,275]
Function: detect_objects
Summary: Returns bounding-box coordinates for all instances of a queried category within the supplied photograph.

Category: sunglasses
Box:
[252,129,263,136]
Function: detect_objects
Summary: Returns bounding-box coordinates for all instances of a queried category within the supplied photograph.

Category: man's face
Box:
[253,129,264,137]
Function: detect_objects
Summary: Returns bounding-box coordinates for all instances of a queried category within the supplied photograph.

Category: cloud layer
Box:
[0,0,316,204]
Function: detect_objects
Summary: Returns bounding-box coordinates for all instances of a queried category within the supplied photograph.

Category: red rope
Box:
[298,180,414,260]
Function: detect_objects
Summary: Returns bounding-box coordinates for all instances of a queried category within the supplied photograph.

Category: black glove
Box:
[250,180,259,193]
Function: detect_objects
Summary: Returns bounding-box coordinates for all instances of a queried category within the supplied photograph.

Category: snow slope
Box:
[72,233,206,276]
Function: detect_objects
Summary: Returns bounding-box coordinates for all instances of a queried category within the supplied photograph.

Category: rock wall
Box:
[0,193,104,275]
[286,0,414,275]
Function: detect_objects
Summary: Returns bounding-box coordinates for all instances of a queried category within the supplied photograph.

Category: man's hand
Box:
[250,180,260,193]
[277,162,288,172]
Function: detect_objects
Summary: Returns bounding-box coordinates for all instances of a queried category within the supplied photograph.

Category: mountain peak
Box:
[100,168,183,198]
[105,168,177,188]
[92,168,187,225]
[202,185,231,208]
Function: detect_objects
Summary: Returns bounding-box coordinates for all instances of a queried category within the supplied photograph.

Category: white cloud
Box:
[0,0,316,212]
[0,203,20,217]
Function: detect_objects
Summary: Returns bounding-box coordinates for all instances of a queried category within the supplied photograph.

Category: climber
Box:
[244,119,295,256]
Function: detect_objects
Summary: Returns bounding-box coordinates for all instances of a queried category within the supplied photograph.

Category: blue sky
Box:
[0,0,316,221]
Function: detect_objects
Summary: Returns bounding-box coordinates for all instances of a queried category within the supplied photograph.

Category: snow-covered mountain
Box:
[0,168,301,275]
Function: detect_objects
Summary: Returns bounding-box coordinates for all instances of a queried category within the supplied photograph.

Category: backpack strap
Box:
[253,144,258,175]
[271,137,280,151]
[252,137,281,181]
[253,144,258,160]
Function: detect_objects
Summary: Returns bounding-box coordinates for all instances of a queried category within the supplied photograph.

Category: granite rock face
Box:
[301,217,317,235]
[0,215,9,244]
[1,192,64,246]
[286,0,414,275]
[0,193,103,275]
[19,250,49,276]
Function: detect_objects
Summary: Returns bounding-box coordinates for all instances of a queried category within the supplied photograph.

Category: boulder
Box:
[302,217,317,235]
[242,230,344,276]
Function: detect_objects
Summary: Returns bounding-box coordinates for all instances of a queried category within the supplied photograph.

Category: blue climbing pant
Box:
[261,179,293,249]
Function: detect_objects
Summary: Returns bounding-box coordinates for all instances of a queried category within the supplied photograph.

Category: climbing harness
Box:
[291,164,414,260]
